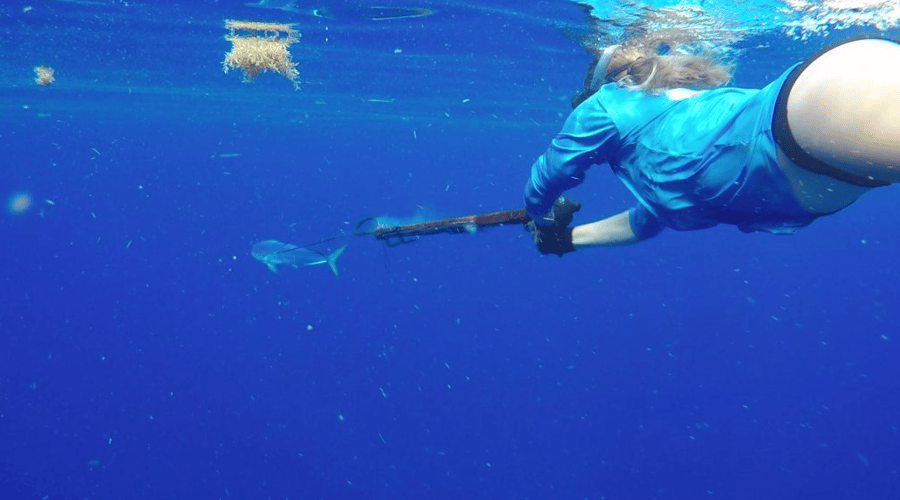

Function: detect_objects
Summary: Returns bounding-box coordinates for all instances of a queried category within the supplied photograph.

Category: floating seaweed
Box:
[33,65,55,86]
[223,20,300,89]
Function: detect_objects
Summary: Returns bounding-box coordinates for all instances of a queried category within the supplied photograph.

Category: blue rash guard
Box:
[524,64,817,240]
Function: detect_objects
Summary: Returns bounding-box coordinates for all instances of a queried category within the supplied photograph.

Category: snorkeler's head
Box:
[571,43,650,108]
[570,41,733,108]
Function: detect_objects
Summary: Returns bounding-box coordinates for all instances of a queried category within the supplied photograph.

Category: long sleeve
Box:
[627,204,665,240]
[524,96,621,218]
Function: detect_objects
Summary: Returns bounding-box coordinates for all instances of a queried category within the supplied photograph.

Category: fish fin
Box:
[266,263,279,274]
[326,244,347,277]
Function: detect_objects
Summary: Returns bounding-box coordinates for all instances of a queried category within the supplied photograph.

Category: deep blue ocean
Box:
[2,1,899,499]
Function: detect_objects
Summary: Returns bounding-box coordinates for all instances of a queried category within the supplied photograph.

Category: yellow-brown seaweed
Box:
[34,65,55,86]
[223,20,300,89]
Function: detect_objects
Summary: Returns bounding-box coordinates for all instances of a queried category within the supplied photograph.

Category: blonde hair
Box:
[602,42,733,93]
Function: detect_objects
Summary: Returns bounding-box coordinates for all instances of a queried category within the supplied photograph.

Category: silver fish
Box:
[251,239,346,277]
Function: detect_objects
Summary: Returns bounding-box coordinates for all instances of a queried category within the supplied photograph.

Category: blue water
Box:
[2,1,900,499]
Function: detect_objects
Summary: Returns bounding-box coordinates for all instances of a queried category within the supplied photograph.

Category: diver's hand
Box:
[550,196,581,227]
[526,196,582,227]
[526,222,575,256]
[524,196,581,256]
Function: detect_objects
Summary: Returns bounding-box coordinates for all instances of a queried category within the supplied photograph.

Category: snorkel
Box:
[589,44,621,92]
[572,44,621,108]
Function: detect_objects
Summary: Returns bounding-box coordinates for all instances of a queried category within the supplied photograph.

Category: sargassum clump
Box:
[34,65,55,86]
[223,20,300,89]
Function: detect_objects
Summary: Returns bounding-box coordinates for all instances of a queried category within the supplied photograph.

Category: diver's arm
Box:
[573,205,664,248]
[572,211,639,247]
[524,97,620,221]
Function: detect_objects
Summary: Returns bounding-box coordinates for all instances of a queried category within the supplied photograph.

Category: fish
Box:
[244,0,302,12]
[251,239,347,277]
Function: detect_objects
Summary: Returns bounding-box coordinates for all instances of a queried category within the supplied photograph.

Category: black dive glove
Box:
[524,196,582,257]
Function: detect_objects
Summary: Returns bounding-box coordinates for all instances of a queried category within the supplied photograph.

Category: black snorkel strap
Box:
[603,60,636,84]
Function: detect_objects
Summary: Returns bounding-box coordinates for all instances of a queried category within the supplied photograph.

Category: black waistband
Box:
[771,36,896,188]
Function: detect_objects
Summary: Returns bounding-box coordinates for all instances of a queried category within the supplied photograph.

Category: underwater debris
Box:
[33,65,55,86]
[311,5,434,20]
[222,19,300,89]
[7,192,33,214]
[362,6,433,21]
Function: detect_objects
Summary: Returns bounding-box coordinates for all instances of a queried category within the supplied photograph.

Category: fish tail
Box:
[326,244,347,277]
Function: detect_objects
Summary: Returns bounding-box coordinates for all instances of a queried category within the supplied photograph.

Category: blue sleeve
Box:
[628,204,665,240]
[524,96,621,217]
